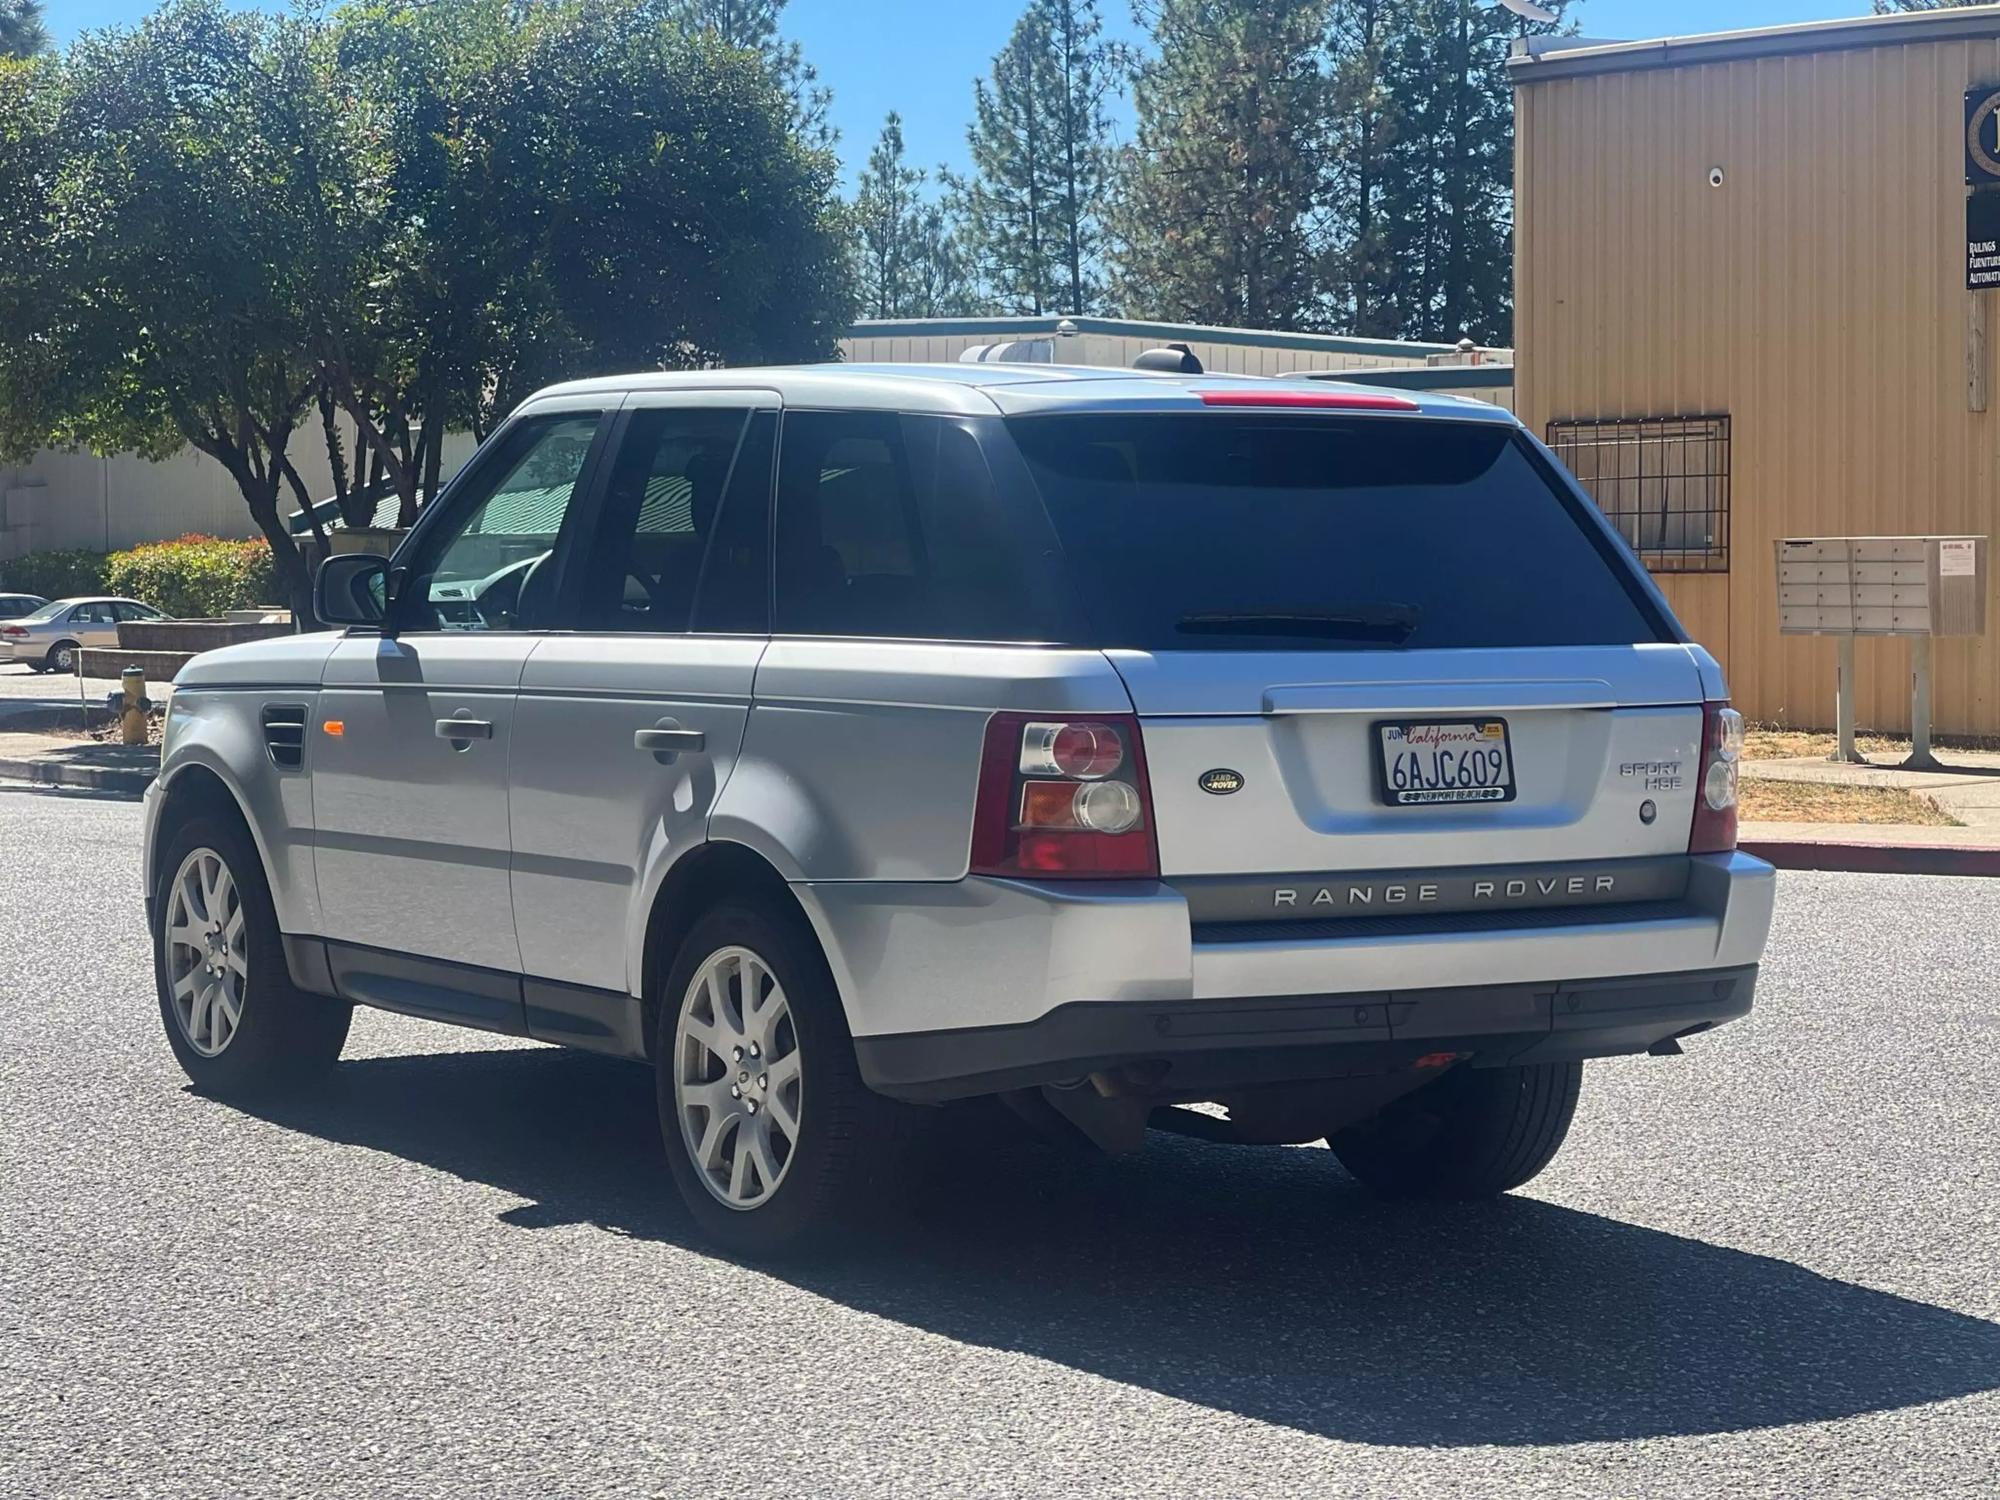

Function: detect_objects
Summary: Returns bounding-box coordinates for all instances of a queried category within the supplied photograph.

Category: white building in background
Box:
[837,315,1516,408]
[0,422,476,563]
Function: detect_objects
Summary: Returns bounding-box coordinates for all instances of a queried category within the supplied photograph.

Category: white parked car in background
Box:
[141,362,1774,1254]
[0,592,48,620]
[1,596,167,674]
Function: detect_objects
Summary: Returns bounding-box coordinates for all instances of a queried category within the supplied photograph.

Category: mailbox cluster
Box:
[1776,536,1986,638]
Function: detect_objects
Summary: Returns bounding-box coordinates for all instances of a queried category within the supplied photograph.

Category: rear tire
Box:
[152,814,351,1096]
[45,639,79,674]
[1327,1061,1582,1199]
[655,902,912,1256]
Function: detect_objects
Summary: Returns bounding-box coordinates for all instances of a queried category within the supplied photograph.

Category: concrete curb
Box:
[0,754,154,797]
[1741,838,2000,877]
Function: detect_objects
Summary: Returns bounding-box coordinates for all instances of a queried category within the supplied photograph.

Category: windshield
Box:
[1007,413,1668,652]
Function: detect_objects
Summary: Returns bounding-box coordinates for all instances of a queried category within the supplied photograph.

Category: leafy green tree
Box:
[324,0,853,524]
[0,0,51,60]
[5,2,328,613]
[953,0,1112,315]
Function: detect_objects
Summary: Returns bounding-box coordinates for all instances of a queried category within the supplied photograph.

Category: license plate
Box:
[1375,719,1516,805]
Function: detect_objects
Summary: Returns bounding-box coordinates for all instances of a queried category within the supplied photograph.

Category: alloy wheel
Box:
[672,945,803,1210]
[164,847,248,1057]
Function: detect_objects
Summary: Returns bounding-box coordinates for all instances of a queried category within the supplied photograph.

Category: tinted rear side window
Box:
[1008,414,1667,652]
[774,410,1057,641]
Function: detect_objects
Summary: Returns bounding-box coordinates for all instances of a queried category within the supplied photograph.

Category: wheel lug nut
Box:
[732,1046,744,1061]
[746,1099,758,1115]
[730,1084,741,1099]
[749,1043,760,1059]
[757,1073,767,1090]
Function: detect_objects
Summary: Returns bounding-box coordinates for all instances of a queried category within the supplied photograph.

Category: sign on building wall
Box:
[1966,87,2000,289]
[1968,86,2000,183]
[1969,192,2000,289]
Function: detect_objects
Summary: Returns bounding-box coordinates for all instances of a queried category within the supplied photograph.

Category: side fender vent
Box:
[260,703,308,770]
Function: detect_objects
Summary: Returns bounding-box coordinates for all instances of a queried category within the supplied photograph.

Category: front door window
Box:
[400,414,603,632]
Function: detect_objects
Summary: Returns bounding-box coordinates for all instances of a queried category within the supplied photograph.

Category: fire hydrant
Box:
[106,665,153,746]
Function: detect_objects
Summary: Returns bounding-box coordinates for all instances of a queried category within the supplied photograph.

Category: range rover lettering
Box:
[142,362,1775,1254]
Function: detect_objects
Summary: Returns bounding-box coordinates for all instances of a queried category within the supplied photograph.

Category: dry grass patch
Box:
[1737,779,1958,827]
[1743,724,2000,762]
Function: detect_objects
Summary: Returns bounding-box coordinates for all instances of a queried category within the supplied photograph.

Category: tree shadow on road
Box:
[226,1043,2000,1449]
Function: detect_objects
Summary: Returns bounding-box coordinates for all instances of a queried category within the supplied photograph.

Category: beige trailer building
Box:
[1513,6,2000,735]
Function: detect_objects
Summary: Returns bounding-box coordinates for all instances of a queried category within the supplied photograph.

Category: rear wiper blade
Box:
[1175,605,1420,642]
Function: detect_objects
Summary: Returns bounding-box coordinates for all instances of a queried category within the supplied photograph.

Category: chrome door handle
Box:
[435,717,494,741]
[635,728,705,754]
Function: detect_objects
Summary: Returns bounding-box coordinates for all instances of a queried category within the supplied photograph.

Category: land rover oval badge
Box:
[1199,768,1244,795]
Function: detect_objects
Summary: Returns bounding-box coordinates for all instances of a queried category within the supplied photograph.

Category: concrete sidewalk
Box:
[1741,750,2000,873]
[0,730,157,795]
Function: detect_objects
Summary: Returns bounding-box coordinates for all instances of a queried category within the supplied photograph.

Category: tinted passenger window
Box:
[577,407,751,633]
[1009,414,1667,652]
[773,411,1049,641]
[403,414,601,632]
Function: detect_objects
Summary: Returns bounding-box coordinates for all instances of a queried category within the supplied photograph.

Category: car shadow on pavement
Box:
[229,1043,2000,1449]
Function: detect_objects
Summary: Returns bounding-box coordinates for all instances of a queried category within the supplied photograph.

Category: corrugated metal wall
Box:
[1517,29,2000,734]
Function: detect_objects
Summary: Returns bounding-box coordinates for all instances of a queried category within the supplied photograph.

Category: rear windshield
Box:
[1007,414,1668,652]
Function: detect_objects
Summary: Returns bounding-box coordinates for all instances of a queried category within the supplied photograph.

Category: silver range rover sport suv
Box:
[142,364,1774,1253]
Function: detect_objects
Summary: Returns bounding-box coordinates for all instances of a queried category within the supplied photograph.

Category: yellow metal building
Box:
[1512,7,2000,735]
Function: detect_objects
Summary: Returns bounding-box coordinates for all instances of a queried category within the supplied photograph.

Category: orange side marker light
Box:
[323,720,345,737]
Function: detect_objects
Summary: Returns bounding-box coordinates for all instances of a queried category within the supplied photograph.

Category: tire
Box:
[655,902,912,1256]
[1327,1061,1583,1199]
[152,813,351,1096]
[45,639,79,674]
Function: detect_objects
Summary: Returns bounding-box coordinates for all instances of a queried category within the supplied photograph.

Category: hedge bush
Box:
[0,547,109,601]
[102,535,278,618]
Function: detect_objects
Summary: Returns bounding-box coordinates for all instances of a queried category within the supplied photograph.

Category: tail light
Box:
[1688,702,1744,854]
[970,712,1159,879]
[0,627,25,637]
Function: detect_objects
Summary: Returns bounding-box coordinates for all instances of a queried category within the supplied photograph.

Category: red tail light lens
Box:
[0,626,25,637]
[1197,389,1420,411]
[1689,702,1744,854]
[971,712,1160,878]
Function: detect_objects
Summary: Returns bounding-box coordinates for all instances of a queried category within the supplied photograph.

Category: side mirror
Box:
[314,553,389,628]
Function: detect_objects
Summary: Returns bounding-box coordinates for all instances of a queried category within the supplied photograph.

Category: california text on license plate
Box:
[1375,719,1516,805]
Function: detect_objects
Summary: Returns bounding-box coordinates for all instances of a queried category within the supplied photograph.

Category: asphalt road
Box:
[3,783,1998,1498]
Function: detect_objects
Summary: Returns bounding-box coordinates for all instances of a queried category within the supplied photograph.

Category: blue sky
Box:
[49,0,1872,186]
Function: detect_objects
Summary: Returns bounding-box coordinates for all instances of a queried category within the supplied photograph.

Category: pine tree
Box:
[954,0,1112,316]
[0,0,51,60]
[1106,0,1334,329]
[855,113,974,318]
[1325,0,1397,336]
[673,0,833,145]
[1372,0,1566,345]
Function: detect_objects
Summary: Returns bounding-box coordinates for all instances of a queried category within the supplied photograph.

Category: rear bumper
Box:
[854,964,1757,1101]
[797,850,1775,1102]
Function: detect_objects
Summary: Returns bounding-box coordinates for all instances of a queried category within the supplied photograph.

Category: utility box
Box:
[1775,536,1987,637]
